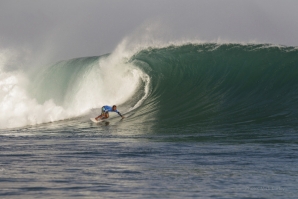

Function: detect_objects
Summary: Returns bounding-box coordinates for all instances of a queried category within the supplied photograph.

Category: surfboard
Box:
[90,118,104,123]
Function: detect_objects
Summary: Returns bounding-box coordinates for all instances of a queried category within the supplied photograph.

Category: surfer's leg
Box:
[96,107,106,120]
[96,112,109,120]
[95,114,103,120]
[96,108,105,120]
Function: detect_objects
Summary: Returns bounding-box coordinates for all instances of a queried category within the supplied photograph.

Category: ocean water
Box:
[1,43,298,198]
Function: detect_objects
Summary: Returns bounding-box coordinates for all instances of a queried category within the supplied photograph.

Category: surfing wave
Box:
[1,42,298,130]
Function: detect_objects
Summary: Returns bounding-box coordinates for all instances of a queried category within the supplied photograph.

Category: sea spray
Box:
[0,50,69,128]
[0,50,149,129]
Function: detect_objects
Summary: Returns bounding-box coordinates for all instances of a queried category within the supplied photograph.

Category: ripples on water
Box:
[1,119,297,198]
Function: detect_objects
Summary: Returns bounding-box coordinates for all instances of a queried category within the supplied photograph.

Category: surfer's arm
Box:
[116,111,124,119]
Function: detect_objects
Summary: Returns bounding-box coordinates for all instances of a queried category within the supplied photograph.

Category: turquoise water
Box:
[1,43,298,198]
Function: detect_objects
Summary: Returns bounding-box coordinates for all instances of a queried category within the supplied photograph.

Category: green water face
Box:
[130,44,298,129]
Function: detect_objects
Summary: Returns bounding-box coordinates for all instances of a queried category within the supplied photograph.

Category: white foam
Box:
[0,62,70,129]
[0,47,150,129]
[66,56,147,113]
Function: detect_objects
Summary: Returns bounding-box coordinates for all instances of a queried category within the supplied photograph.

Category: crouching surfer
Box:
[95,105,124,120]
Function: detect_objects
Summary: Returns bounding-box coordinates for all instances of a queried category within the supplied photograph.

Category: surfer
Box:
[95,105,124,120]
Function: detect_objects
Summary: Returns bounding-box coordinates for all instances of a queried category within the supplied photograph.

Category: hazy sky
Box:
[1,0,298,65]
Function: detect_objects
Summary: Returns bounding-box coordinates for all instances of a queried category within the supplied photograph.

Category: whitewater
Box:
[0,42,150,129]
[1,40,298,198]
